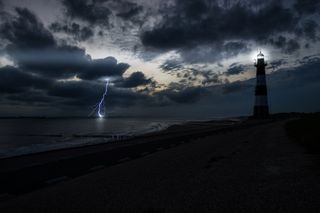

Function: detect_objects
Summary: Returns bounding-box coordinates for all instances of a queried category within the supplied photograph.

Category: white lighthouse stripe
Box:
[256,75,267,86]
[255,96,268,106]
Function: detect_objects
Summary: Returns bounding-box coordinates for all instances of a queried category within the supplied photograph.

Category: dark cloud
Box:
[117,72,152,88]
[62,0,111,25]
[160,57,225,87]
[269,59,287,70]
[50,22,94,41]
[268,36,301,53]
[142,27,188,50]
[139,0,308,64]
[53,0,146,50]
[78,57,130,80]
[61,0,144,26]
[0,66,53,94]
[141,1,297,50]
[0,7,84,78]
[299,54,320,64]
[285,39,300,53]
[160,59,184,72]
[0,8,56,50]
[226,64,246,76]
[201,73,221,86]
[294,0,320,14]
[302,20,318,41]
[223,42,251,57]
[160,59,222,86]
[269,36,287,49]
[0,8,129,80]
[116,1,143,20]
[10,46,89,79]
[9,47,128,80]
[269,18,318,52]
[175,41,251,64]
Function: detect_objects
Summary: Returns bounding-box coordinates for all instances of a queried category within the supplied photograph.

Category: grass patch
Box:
[285,113,320,154]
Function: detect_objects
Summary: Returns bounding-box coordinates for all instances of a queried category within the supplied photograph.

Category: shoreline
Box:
[0,118,184,160]
[1,111,306,172]
[0,116,285,179]
[0,118,249,173]
[0,118,244,161]
[1,112,306,161]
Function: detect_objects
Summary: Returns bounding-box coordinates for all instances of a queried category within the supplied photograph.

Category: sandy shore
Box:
[0,119,241,172]
[1,118,319,212]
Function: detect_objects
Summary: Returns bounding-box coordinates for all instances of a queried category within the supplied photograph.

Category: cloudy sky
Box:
[0,0,319,118]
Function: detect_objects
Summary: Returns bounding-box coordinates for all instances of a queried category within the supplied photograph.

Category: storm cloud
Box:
[225,64,246,76]
[50,22,94,41]
[0,66,52,94]
[141,1,297,49]
[116,72,153,88]
[0,8,130,80]
[62,0,111,25]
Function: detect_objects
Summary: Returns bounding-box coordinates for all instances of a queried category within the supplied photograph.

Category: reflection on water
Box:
[0,118,183,158]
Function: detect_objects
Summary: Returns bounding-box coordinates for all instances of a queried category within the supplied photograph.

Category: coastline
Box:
[0,112,304,173]
[0,118,244,172]
[0,117,184,159]
[1,114,319,213]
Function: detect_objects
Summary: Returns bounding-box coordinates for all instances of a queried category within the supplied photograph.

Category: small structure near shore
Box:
[253,51,269,118]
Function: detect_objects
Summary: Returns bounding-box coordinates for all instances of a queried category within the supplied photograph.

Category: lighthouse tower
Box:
[253,51,269,117]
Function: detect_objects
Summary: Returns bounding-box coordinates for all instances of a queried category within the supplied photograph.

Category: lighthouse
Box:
[253,51,269,117]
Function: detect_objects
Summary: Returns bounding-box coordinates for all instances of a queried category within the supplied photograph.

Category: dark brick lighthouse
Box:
[253,51,269,117]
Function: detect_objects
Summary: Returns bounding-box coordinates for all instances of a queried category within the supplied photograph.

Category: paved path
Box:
[1,120,319,212]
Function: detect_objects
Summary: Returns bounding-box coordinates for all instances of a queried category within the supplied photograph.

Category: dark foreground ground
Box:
[0,114,319,213]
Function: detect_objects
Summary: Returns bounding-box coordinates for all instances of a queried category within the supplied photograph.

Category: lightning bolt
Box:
[98,79,110,118]
[89,79,110,118]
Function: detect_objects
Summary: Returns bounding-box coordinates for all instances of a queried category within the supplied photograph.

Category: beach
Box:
[0,116,319,212]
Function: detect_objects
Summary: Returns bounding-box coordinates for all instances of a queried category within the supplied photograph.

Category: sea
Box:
[0,117,184,159]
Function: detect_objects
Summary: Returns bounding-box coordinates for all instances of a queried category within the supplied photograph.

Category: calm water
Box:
[0,118,183,158]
